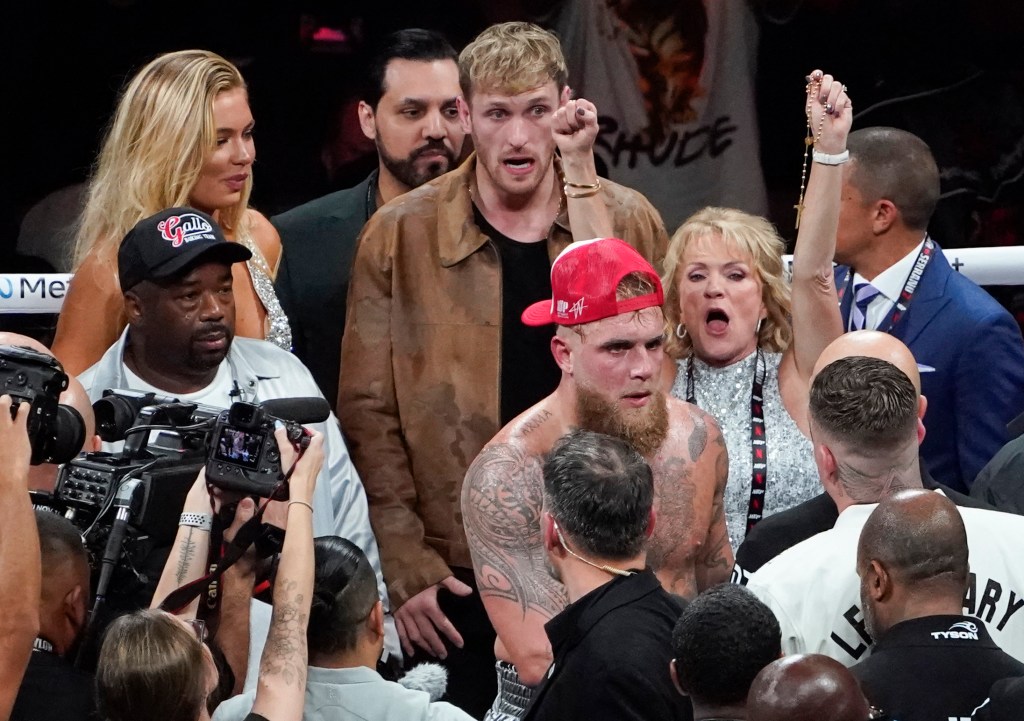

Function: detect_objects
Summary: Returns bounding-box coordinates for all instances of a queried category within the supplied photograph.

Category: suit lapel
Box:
[835,265,854,327]
[892,245,952,346]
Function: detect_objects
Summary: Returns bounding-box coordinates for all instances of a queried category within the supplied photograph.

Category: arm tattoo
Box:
[646,454,696,590]
[174,528,198,585]
[463,444,568,619]
[259,579,308,689]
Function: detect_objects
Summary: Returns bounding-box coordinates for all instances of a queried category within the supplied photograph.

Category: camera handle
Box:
[75,478,144,668]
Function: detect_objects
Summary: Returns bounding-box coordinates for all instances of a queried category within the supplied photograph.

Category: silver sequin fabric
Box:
[236,235,292,351]
[671,351,820,551]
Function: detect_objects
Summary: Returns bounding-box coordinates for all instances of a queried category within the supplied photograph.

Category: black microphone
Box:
[259,397,331,424]
[78,478,145,668]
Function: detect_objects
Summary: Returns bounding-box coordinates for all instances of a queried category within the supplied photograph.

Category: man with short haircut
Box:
[745,355,1024,666]
[339,21,668,715]
[79,207,395,653]
[273,28,465,407]
[670,584,780,721]
[214,537,474,721]
[11,511,94,721]
[463,238,728,718]
[852,490,1024,721]
[733,330,992,582]
[746,654,870,721]
[521,430,689,721]
[834,127,1024,492]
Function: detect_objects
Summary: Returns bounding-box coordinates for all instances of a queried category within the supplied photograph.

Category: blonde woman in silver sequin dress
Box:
[661,70,851,549]
[52,50,290,375]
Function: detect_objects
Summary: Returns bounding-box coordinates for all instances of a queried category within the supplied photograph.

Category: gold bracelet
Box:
[564,184,601,199]
[288,500,314,512]
[563,179,601,190]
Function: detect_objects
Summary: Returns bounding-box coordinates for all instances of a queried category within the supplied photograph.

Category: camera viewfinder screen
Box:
[214,426,264,471]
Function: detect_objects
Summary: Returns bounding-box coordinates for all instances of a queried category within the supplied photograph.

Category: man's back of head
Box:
[542,429,654,566]
[670,584,781,718]
[846,127,940,234]
[809,356,922,506]
[308,536,382,667]
[35,510,90,656]
[857,489,969,638]
[747,653,870,721]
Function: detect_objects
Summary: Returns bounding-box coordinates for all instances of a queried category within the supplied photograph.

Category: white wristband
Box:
[179,512,213,532]
[812,149,850,165]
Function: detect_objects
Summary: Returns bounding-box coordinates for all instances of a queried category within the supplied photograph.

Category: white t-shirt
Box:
[554,0,768,231]
[746,496,1024,666]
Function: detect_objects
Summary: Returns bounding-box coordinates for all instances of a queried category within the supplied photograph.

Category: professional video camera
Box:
[0,344,85,465]
[53,390,331,542]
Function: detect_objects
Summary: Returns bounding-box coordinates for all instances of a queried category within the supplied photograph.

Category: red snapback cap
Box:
[521,238,664,326]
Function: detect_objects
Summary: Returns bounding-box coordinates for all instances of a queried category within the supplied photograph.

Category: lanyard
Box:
[840,237,935,333]
[686,348,768,537]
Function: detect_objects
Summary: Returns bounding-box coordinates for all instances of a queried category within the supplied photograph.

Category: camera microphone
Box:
[259,397,331,424]
[79,478,145,668]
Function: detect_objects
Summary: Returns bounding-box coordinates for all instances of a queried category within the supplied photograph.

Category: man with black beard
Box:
[463,237,729,720]
[78,207,397,655]
[273,29,466,407]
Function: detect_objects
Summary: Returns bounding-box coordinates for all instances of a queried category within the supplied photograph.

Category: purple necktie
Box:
[851,282,880,331]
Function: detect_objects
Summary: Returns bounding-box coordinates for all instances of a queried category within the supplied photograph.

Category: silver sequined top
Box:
[236,235,292,351]
[671,351,819,551]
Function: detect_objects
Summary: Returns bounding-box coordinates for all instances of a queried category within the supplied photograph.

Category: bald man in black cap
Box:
[852,490,1024,721]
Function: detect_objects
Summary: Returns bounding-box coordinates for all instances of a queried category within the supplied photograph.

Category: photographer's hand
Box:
[0,395,41,721]
[251,426,323,721]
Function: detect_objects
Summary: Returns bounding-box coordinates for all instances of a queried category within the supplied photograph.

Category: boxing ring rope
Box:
[1,246,1023,314]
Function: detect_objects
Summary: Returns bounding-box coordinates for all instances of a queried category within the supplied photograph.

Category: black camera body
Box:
[206,402,309,499]
[0,345,84,464]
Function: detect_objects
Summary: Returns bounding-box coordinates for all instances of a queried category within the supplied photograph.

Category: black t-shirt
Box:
[473,206,561,425]
[11,650,96,721]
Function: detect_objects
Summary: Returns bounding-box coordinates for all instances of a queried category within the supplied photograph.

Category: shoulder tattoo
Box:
[463,444,567,618]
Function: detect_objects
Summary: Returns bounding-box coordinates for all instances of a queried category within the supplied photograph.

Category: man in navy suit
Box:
[834,126,1024,492]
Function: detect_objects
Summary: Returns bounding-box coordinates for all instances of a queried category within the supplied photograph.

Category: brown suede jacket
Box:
[338,156,668,607]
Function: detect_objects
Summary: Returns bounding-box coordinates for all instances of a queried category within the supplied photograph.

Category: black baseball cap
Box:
[118,207,252,292]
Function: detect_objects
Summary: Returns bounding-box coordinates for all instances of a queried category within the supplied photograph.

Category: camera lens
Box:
[93,395,142,442]
[43,405,86,465]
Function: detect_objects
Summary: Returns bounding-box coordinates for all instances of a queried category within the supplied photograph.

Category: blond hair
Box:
[459,22,568,99]
[73,49,252,268]
[662,207,792,359]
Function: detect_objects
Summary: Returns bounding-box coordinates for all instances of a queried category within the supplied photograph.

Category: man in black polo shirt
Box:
[851,490,1024,721]
[522,430,690,721]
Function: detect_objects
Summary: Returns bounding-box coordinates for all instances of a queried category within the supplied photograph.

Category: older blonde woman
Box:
[52,49,289,375]
[663,70,850,549]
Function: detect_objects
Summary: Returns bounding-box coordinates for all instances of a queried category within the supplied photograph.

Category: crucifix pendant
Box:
[794,201,804,229]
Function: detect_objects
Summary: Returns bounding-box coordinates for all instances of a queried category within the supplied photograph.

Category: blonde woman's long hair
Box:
[73,49,252,268]
[662,207,793,359]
